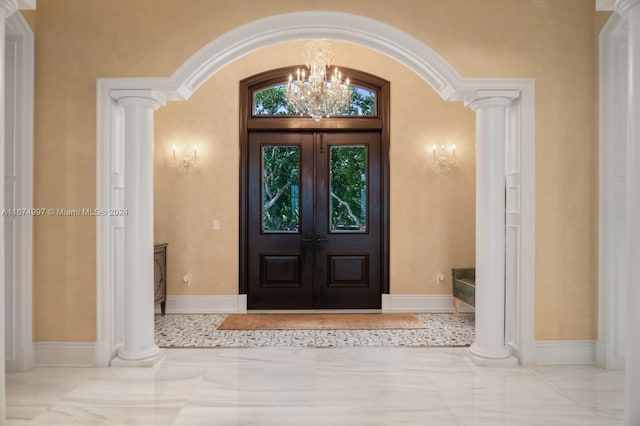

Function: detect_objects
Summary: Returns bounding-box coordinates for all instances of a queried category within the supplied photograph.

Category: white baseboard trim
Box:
[535,340,597,365]
[596,340,607,368]
[6,343,36,371]
[381,294,474,313]
[158,295,248,314]
[34,342,96,367]
[595,340,625,370]
[23,342,36,370]
[158,294,469,314]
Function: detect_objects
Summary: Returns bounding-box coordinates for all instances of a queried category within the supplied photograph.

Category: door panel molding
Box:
[597,13,628,370]
[261,255,302,288]
[329,255,369,287]
[5,13,35,372]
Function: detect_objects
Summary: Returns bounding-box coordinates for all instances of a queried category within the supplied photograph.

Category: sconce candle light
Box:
[431,144,456,172]
[171,144,199,172]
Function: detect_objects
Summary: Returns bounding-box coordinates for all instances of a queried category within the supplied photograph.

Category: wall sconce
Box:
[171,144,198,172]
[431,144,456,172]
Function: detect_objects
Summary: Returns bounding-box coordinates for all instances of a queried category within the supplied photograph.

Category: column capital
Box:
[615,0,640,16]
[0,0,19,17]
[464,90,519,111]
[111,89,166,111]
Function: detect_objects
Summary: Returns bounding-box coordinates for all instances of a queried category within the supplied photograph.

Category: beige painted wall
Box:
[33,0,599,341]
[154,41,476,297]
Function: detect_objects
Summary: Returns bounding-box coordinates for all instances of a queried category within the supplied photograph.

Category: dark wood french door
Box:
[247,131,382,309]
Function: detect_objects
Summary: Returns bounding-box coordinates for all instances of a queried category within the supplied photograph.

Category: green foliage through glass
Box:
[254,84,375,117]
[330,146,367,232]
[262,146,300,232]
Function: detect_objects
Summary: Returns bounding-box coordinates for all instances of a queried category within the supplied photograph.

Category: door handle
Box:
[316,236,328,242]
[301,235,313,243]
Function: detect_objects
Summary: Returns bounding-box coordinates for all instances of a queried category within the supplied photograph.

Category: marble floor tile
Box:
[5,347,625,425]
[30,406,181,425]
[171,406,460,426]
[5,367,100,422]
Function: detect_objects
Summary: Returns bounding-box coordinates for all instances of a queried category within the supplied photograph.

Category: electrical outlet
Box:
[213,220,220,230]
[183,274,192,286]
[436,272,445,285]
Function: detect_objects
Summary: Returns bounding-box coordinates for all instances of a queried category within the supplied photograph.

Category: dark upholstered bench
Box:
[451,268,475,314]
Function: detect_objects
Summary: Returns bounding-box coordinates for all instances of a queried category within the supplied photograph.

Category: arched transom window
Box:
[253,83,376,117]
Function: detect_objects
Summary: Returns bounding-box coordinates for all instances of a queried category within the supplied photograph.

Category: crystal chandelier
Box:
[286,41,351,121]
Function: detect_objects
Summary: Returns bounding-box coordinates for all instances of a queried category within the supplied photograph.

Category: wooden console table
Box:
[452,267,475,315]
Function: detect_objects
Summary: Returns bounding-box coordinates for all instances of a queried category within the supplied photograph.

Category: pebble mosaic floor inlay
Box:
[154,313,475,348]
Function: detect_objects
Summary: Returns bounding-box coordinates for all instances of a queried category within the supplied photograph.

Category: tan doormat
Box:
[216,313,425,330]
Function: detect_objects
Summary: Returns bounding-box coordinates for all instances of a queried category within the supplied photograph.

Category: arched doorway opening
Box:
[96,11,535,366]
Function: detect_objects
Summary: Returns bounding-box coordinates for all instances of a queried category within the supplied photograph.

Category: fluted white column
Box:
[614,1,640,424]
[1,1,19,421]
[466,91,518,366]
[110,90,165,366]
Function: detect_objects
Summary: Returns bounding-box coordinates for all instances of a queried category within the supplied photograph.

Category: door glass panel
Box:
[262,145,300,232]
[330,145,367,232]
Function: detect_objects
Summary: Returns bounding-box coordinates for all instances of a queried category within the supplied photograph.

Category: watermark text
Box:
[1,208,129,217]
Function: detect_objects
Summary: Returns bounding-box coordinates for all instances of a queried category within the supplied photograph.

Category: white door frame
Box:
[4,12,34,372]
[597,13,628,370]
[95,11,536,366]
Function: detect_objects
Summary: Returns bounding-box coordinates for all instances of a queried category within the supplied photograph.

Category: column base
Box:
[111,348,166,367]
[467,344,519,366]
